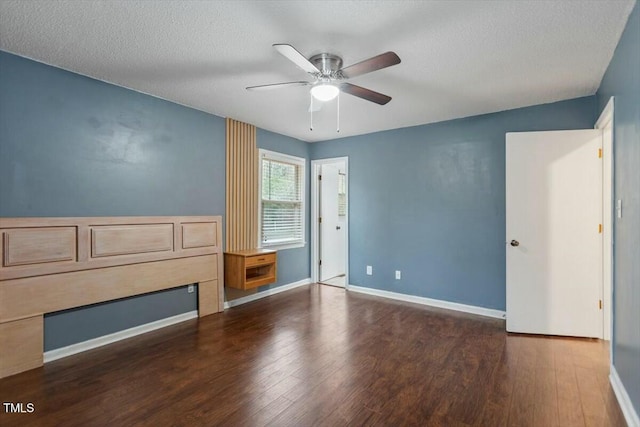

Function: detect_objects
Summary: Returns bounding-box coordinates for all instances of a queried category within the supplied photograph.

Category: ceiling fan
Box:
[247,44,401,106]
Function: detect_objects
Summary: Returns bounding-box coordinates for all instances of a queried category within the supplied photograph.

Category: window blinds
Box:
[261,157,303,245]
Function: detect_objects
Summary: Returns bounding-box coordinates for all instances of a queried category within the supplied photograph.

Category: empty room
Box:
[0,1,638,426]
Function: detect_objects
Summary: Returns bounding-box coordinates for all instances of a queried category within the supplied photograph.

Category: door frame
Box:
[311,157,349,286]
[595,96,614,342]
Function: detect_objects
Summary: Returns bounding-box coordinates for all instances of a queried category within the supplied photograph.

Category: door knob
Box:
[336,226,341,230]
[510,240,520,247]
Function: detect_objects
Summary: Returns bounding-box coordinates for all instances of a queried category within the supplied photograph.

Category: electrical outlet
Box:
[395,270,401,280]
[366,265,372,275]
[187,284,195,293]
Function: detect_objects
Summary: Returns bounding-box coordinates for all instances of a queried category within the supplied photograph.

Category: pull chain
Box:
[310,94,313,131]
[336,91,340,133]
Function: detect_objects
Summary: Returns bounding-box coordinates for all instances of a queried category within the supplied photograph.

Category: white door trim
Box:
[595,96,614,129]
[595,96,614,343]
[311,157,349,287]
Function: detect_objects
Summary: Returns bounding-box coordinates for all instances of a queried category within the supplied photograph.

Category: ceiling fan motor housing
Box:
[310,53,343,78]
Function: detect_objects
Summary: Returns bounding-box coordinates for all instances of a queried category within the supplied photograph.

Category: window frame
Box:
[258,148,306,250]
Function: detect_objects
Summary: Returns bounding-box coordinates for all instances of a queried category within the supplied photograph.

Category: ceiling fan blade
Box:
[246,81,310,91]
[339,83,392,105]
[340,51,401,79]
[273,44,320,74]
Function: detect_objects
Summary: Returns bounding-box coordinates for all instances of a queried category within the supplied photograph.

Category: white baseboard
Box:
[610,364,640,427]
[347,285,506,319]
[224,278,312,309]
[44,310,198,363]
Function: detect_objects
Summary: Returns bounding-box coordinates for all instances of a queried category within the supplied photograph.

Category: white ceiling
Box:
[0,1,635,142]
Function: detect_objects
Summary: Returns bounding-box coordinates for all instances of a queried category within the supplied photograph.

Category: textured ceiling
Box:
[0,0,635,142]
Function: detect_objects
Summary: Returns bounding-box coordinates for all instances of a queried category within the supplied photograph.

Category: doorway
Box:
[311,157,349,287]
[506,99,614,339]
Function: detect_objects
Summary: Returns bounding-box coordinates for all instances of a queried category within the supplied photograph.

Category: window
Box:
[259,149,305,248]
[338,172,347,216]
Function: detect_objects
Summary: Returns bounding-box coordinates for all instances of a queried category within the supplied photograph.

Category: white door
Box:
[506,130,603,338]
[320,163,345,282]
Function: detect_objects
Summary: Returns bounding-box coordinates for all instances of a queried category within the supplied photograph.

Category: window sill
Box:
[260,241,306,250]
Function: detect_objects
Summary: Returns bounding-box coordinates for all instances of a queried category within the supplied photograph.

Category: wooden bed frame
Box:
[0,216,224,378]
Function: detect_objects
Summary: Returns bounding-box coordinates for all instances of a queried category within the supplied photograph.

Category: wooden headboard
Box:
[0,216,224,378]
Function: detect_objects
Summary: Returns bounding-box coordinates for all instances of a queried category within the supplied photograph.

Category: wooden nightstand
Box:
[224,249,277,290]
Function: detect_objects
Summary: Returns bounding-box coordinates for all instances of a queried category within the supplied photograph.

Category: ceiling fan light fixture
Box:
[310,83,339,102]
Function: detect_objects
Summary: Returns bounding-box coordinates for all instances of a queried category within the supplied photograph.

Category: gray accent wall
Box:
[311,97,597,310]
[597,1,640,415]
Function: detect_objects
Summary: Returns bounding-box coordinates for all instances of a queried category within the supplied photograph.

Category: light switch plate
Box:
[617,199,622,218]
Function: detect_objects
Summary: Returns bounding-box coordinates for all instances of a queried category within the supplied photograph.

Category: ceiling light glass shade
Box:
[310,83,339,102]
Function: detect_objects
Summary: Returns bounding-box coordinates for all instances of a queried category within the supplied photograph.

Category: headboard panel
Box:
[0,216,224,378]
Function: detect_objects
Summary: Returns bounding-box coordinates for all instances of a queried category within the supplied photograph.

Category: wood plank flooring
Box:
[0,284,626,426]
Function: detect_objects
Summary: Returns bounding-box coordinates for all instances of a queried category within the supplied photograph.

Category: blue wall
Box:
[0,53,225,217]
[0,51,309,350]
[43,288,197,351]
[257,128,311,287]
[311,97,596,310]
[597,1,640,416]
[0,51,223,350]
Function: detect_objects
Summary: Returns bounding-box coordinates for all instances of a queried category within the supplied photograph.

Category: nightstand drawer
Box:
[245,253,276,267]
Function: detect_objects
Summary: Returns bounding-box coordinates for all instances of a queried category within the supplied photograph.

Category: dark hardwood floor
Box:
[0,284,626,426]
